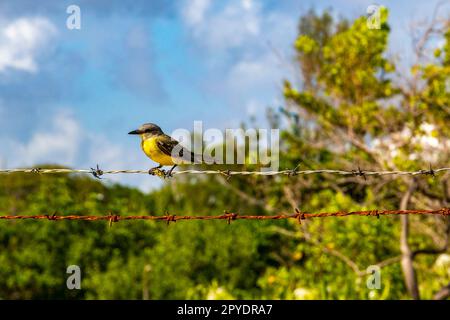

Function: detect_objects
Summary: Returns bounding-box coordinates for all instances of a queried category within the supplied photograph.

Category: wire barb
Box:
[294,208,306,224]
[165,212,176,225]
[352,166,366,180]
[219,170,232,181]
[90,164,104,179]
[223,211,238,224]
[46,213,57,221]
[108,213,119,227]
[420,163,435,178]
[31,168,42,174]
[287,163,301,177]
[369,209,380,219]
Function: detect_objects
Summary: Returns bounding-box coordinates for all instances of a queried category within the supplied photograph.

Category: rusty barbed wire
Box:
[0,166,449,179]
[1,208,449,224]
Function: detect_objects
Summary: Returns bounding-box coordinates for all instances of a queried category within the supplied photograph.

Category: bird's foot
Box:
[164,165,177,179]
[148,167,166,178]
[163,170,174,179]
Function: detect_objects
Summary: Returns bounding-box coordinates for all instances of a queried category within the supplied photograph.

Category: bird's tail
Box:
[173,145,216,165]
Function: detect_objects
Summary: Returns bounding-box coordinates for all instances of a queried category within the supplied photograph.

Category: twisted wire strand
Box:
[0,167,449,177]
[1,208,449,224]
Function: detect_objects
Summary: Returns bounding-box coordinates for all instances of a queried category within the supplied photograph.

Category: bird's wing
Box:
[156,135,198,163]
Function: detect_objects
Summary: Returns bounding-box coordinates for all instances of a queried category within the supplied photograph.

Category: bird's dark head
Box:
[128,123,164,138]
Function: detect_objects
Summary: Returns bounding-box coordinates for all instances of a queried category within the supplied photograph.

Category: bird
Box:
[128,123,202,178]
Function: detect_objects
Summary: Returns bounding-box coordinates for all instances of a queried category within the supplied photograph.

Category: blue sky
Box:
[0,0,448,190]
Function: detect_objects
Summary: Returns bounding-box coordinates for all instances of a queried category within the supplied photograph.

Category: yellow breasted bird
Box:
[128,123,202,177]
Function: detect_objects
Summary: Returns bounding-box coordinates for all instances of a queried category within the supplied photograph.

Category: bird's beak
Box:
[128,129,142,135]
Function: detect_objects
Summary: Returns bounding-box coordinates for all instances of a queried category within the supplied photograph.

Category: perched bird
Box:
[128,123,202,177]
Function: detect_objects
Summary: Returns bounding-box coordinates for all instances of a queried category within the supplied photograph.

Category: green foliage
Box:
[0,170,281,299]
[416,29,450,133]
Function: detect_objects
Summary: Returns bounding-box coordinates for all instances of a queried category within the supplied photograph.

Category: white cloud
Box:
[242,0,253,10]
[226,53,281,94]
[245,100,260,116]
[182,0,211,26]
[182,0,262,51]
[181,0,296,53]
[3,109,81,166]
[0,17,57,73]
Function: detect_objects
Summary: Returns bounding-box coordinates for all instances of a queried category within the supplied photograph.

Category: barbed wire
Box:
[1,208,449,225]
[0,165,449,179]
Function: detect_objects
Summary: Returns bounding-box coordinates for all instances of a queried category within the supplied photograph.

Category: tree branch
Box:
[400,180,420,299]
[433,283,450,300]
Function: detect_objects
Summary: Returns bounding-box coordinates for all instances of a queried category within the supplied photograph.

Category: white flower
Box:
[294,288,311,299]
[435,254,450,269]
[368,290,377,299]
[420,123,435,134]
